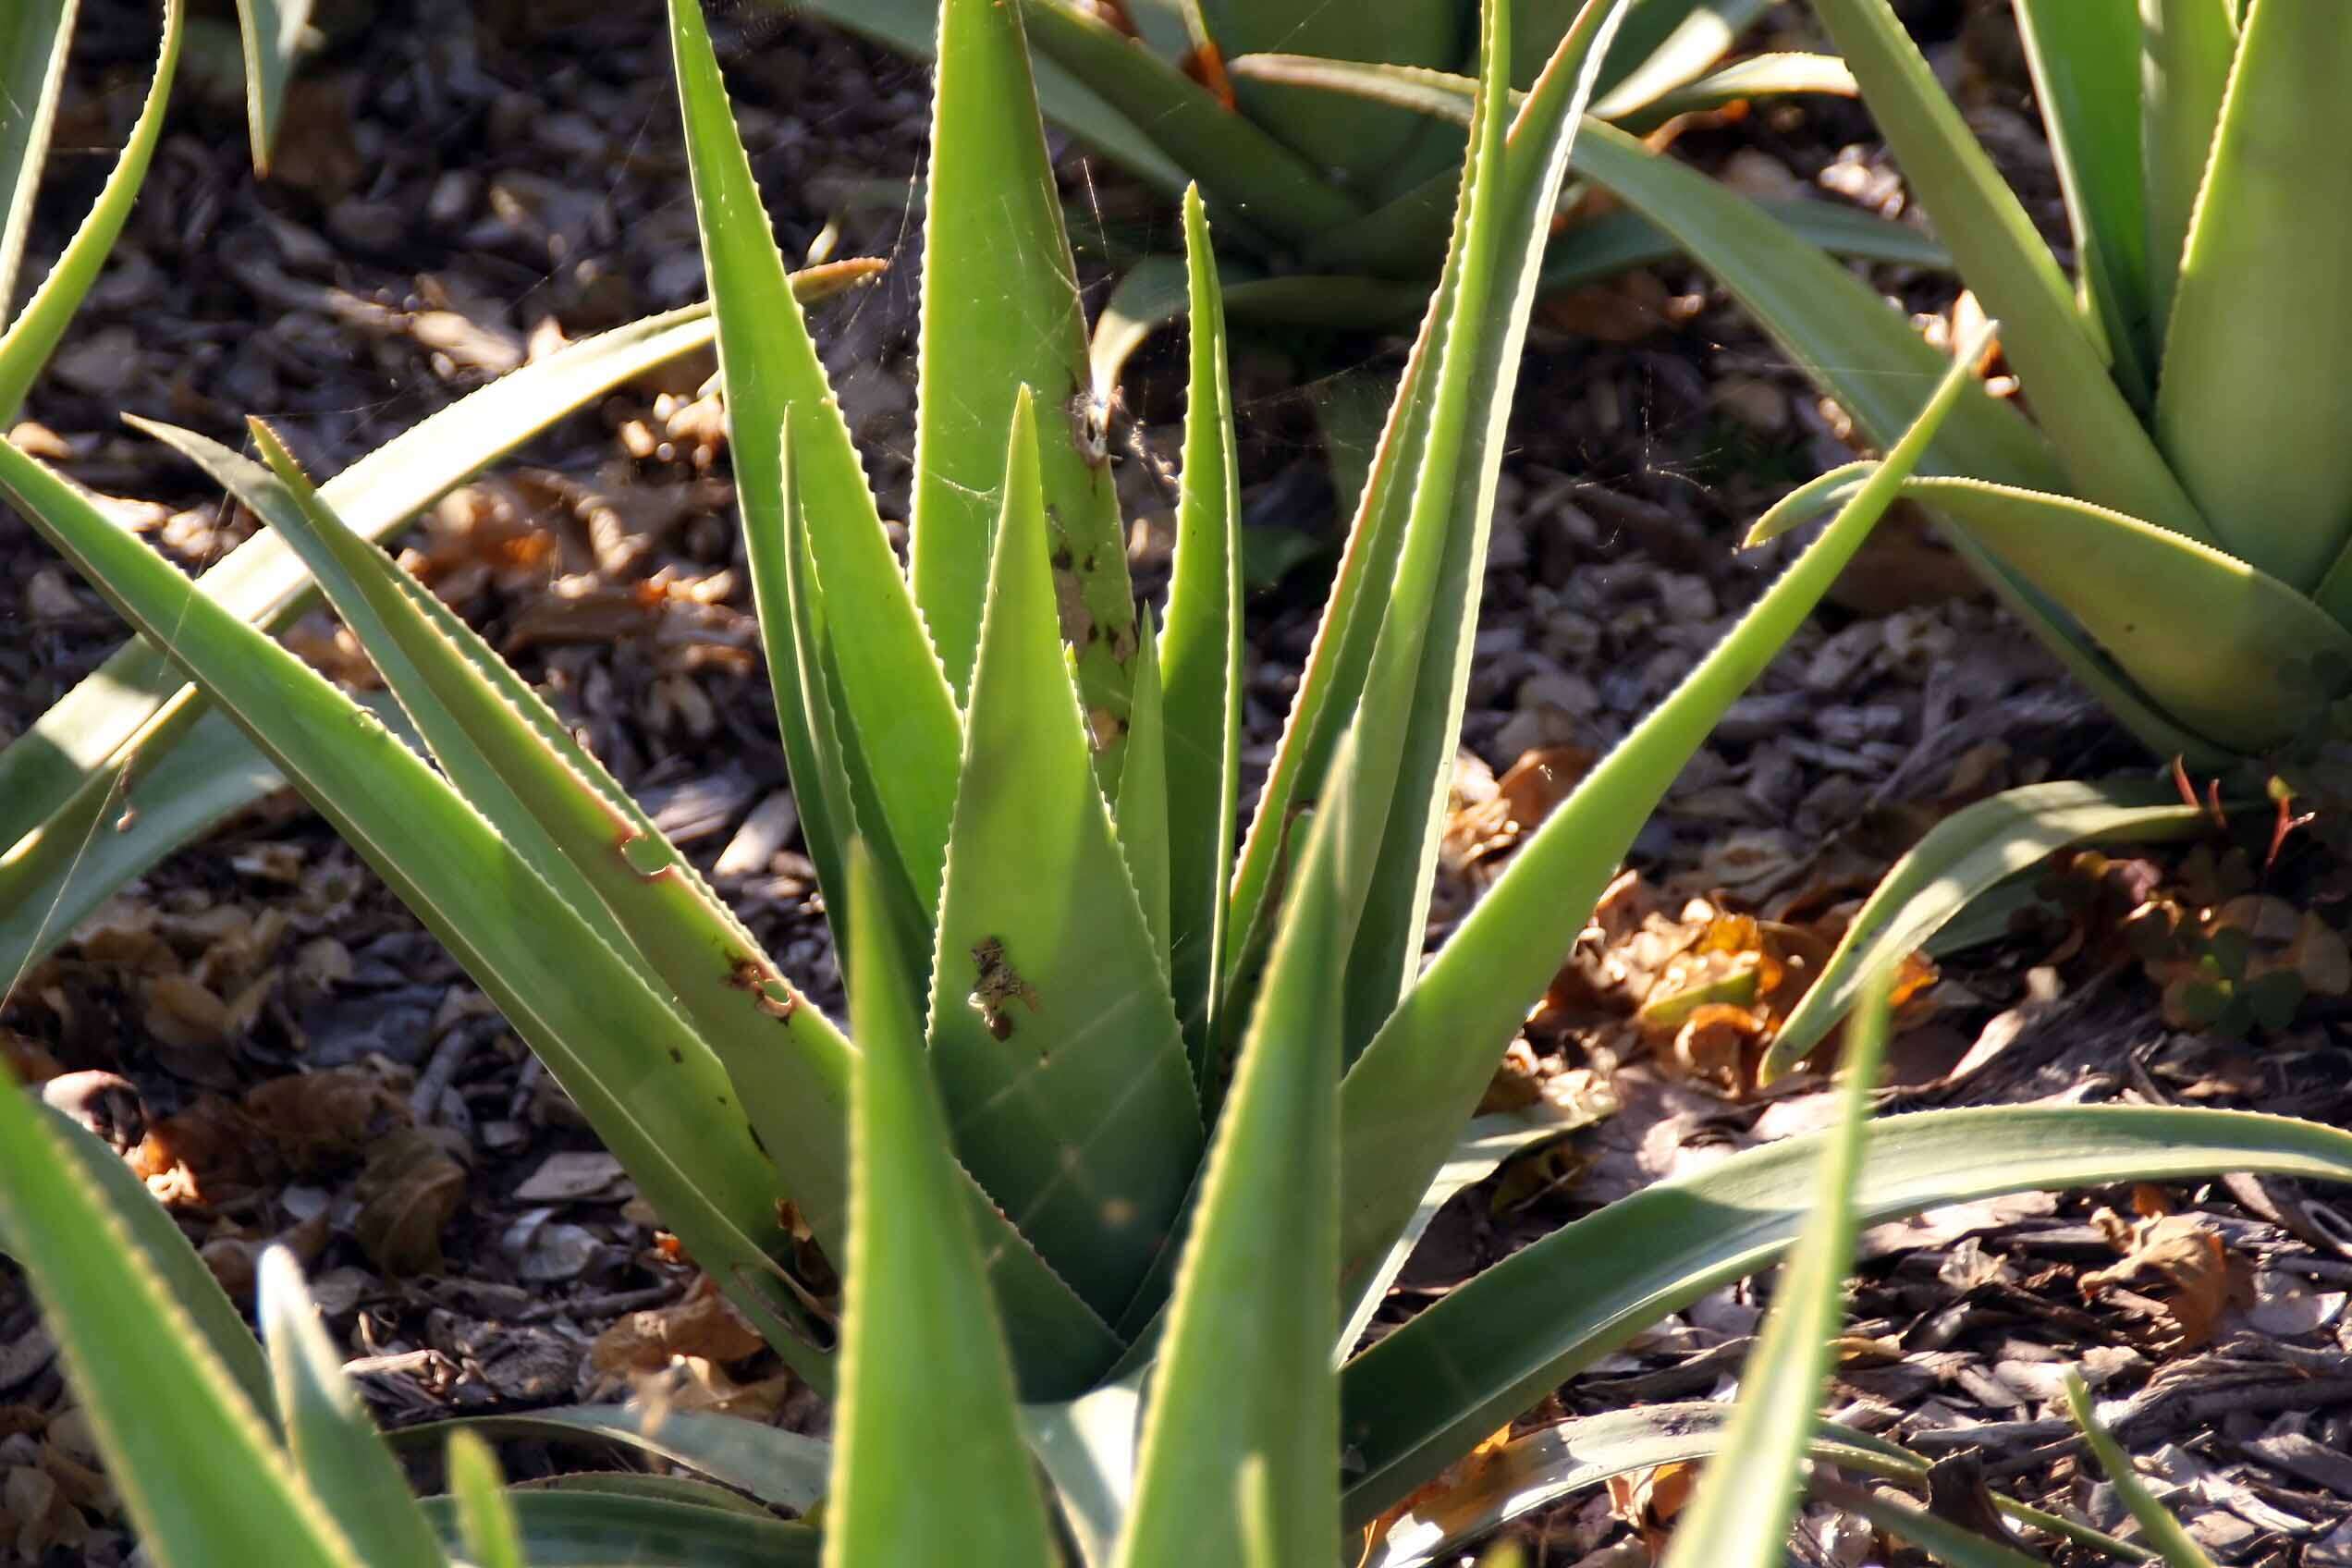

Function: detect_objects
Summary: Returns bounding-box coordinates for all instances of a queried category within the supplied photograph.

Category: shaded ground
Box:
[6,2,2352,1563]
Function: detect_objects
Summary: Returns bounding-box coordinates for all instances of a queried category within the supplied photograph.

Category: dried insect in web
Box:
[969,935,1042,1041]
[1067,379,1115,470]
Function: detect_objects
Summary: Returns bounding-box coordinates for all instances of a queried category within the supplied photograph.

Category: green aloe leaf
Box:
[1023,1367,1149,1568]
[1806,0,2210,545]
[1198,0,1459,187]
[1831,475,2348,756]
[0,433,829,1385]
[0,295,771,938]
[4,1106,273,1419]
[926,389,1201,1324]
[1339,1104,2352,1525]
[423,1491,819,1568]
[0,0,73,326]
[0,0,178,424]
[185,417,854,1268]
[2153,1,2352,591]
[1337,328,1992,1334]
[830,844,1060,1568]
[233,0,312,173]
[1830,1487,2054,1567]
[2014,0,2151,403]
[916,0,1135,740]
[2064,1371,2217,1568]
[1660,967,1893,1568]
[1758,778,2212,1082]
[669,0,962,920]
[446,1433,523,1568]
[2138,0,2235,337]
[1118,610,1172,966]
[1159,186,1243,1061]
[0,1061,359,1568]
[1363,1404,2140,1568]
[1017,0,1365,247]
[1336,0,1633,1061]
[259,1248,443,1568]
[1581,0,1772,111]
[521,1475,775,1517]
[395,1408,828,1515]
[1115,717,1348,1568]
[1606,51,1856,133]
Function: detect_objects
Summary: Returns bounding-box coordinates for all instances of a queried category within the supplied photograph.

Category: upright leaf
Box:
[0,0,73,327]
[827,845,1060,1568]
[0,436,828,1382]
[668,0,962,918]
[1336,329,1996,1336]
[260,1248,443,1568]
[1158,185,1243,1062]
[2014,0,2151,402]
[234,0,312,173]
[1658,967,1893,1568]
[0,0,178,423]
[925,390,1202,1323]
[2064,1373,2217,1568]
[2138,0,2235,337]
[445,1433,524,1568]
[1116,739,1350,1568]
[2152,0,2352,591]
[916,0,1135,753]
[1118,610,1172,967]
[1806,0,2211,545]
[0,1068,358,1568]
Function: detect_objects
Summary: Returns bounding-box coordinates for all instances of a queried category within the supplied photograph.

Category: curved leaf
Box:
[1758,778,2212,1081]
[233,0,312,173]
[395,1407,829,1515]
[259,1248,441,1568]
[0,1060,357,1568]
[2153,1,2352,590]
[0,0,74,326]
[2064,1371,2216,1568]
[0,0,178,423]
[1337,328,1994,1333]
[1807,0,2210,545]
[1340,1105,2352,1525]
[2137,0,2235,337]
[423,1491,819,1568]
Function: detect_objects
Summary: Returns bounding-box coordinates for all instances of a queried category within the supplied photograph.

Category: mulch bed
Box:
[5,2,2350,1562]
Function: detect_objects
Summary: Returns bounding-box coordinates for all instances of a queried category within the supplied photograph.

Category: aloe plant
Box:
[11,0,2352,1562]
[1246,0,2352,1070]
[761,0,1942,367]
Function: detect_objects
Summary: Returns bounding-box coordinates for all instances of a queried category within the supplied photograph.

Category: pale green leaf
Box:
[1336,327,1995,1335]
[1759,778,2212,1081]
[2064,1371,2218,1568]
[1659,967,1893,1568]
[1340,1104,2352,1525]
[0,1066,358,1568]
[232,0,312,173]
[445,1432,523,1568]
[0,0,74,327]
[259,1248,442,1568]
[2138,0,2235,337]
[395,1407,828,1515]
[1115,710,1347,1568]
[2153,1,2352,590]
[828,844,1060,1568]
[423,1490,820,1568]
[1118,610,1172,967]
[1806,0,2210,544]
